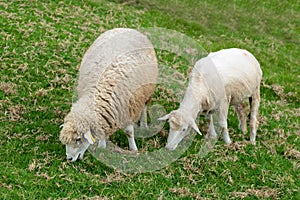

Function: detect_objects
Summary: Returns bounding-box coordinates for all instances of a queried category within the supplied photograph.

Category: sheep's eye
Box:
[75,138,82,143]
[181,128,187,132]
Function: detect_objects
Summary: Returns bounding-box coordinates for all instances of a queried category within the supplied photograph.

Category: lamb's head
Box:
[159,110,201,151]
[59,112,96,162]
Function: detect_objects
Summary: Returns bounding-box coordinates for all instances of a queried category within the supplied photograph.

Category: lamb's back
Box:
[208,48,262,104]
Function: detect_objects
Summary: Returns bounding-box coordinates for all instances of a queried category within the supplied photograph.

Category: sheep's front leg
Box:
[140,105,148,128]
[234,102,247,134]
[249,87,260,145]
[206,114,217,139]
[125,124,138,150]
[98,139,106,148]
[219,102,231,144]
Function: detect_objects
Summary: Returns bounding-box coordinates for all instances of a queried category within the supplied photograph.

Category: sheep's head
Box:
[59,112,95,162]
[159,110,201,151]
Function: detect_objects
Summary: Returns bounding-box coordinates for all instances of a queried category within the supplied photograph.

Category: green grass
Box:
[1,0,299,199]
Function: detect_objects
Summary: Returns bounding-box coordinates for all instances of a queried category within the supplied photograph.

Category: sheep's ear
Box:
[158,113,170,121]
[190,120,202,135]
[84,131,95,144]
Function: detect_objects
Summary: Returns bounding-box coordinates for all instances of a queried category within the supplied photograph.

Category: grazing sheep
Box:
[159,48,262,150]
[59,28,158,162]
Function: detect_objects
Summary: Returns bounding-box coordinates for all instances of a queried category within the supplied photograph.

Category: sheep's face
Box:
[65,138,90,162]
[159,111,201,151]
[59,120,95,162]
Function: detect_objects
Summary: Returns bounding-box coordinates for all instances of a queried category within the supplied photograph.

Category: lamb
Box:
[59,28,158,162]
[159,48,262,150]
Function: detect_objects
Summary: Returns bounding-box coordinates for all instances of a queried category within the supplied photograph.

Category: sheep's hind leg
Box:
[249,87,260,145]
[125,124,138,150]
[234,102,247,134]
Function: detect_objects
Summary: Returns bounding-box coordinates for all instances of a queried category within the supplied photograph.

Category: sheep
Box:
[159,48,262,150]
[59,28,158,162]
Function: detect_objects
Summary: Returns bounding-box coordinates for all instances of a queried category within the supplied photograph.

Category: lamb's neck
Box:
[179,84,205,120]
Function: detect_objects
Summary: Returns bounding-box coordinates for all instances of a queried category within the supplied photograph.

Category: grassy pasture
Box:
[0,0,299,199]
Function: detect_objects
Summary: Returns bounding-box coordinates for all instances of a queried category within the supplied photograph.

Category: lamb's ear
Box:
[190,120,202,135]
[158,113,170,121]
[84,131,95,144]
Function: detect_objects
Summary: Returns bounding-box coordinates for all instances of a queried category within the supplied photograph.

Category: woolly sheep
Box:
[59,28,158,161]
[159,48,262,150]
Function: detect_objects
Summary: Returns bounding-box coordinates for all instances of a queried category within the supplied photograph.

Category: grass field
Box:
[0,0,299,199]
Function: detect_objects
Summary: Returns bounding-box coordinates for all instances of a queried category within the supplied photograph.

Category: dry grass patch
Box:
[0,82,17,95]
[169,187,205,199]
[231,186,279,199]
[285,147,300,160]
[6,104,24,122]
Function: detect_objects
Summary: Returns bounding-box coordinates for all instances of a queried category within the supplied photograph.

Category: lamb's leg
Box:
[219,102,231,144]
[206,114,217,139]
[248,97,252,120]
[234,102,247,134]
[125,124,138,150]
[140,105,148,128]
[249,87,260,145]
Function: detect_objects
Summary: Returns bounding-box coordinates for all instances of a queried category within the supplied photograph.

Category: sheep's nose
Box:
[67,157,73,161]
[67,156,74,162]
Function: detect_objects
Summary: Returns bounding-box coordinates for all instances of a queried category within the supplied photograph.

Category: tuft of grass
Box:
[1,0,299,199]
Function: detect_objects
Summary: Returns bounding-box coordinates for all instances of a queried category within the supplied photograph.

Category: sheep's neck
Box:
[73,96,95,121]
